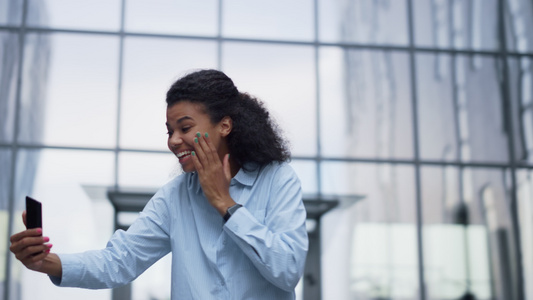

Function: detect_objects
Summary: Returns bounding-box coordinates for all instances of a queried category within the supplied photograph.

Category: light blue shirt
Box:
[52,162,308,300]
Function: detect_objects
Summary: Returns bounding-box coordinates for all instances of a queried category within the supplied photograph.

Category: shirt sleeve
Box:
[51,190,172,289]
[223,164,309,291]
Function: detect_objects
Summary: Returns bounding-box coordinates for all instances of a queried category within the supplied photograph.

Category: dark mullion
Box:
[4,0,29,299]
[406,0,426,299]
[313,0,322,198]
[114,0,127,189]
[3,24,533,58]
[499,0,525,299]
[2,141,532,170]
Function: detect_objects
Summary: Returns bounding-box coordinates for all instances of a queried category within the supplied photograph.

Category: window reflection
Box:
[422,166,520,300]
[222,42,316,157]
[0,149,12,294]
[505,0,533,53]
[0,32,19,143]
[290,159,318,195]
[413,0,498,50]
[508,57,533,164]
[118,152,178,188]
[121,37,217,151]
[517,170,533,300]
[321,162,418,299]
[417,54,509,163]
[19,33,119,148]
[223,0,313,41]
[125,0,218,36]
[0,0,22,26]
[319,0,409,45]
[320,47,413,159]
[13,149,114,300]
[27,0,121,31]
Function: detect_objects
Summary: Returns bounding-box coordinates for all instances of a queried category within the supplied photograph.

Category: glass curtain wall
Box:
[1,0,532,300]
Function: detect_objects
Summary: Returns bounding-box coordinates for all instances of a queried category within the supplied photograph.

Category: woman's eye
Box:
[167,131,173,136]
[181,127,191,133]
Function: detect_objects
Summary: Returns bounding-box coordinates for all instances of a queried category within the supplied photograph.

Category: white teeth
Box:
[176,150,191,158]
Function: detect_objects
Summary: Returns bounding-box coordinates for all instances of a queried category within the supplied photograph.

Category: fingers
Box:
[10,231,52,266]
[22,211,27,227]
[10,228,43,244]
[10,232,48,253]
[223,153,231,180]
[193,132,221,168]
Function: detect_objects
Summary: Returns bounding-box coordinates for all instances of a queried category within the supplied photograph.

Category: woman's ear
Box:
[218,116,233,137]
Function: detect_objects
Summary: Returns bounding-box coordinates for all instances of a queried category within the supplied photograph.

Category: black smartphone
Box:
[25,196,42,231]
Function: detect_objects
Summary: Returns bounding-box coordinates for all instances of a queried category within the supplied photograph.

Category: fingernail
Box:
[196,132,201,137]
[43,236,50,242]
[47,243,53,248]
[204,132,209,138]
[36,228,42,234]
[194,138,198,143]
[192,151,196,156]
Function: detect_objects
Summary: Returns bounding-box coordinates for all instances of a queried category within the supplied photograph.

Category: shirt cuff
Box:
[48,253,82,287]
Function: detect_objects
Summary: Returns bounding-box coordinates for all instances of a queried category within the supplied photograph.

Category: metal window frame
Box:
[2,0,532,299]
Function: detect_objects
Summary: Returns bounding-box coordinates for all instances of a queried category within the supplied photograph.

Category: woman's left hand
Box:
[191,132,236,215]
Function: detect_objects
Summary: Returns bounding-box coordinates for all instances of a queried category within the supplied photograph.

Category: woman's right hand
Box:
[9,211,53,272]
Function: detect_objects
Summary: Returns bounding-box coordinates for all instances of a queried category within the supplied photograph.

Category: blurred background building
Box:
[1,0,532,300]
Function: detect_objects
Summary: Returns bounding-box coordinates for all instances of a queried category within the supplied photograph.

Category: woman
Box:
[10,69,308,299]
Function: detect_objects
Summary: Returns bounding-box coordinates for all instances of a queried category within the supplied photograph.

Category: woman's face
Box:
[166,101,229,173]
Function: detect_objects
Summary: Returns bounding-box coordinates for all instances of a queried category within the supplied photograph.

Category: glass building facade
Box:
[1,0,533,299]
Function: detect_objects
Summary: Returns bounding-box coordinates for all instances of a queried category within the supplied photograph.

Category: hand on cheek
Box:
[191,132,235,215]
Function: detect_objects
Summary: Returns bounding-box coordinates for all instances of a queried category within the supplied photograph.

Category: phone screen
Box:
[25,196,42,230]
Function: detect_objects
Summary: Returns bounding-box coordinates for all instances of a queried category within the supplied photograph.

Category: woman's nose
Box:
[169,133,183,147]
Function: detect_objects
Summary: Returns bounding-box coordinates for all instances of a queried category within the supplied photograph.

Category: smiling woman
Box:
[9,69,309,300]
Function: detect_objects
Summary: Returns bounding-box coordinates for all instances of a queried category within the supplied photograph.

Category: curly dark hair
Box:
[166,69,291,168]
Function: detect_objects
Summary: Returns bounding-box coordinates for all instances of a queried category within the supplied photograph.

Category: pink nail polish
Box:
[36,228,42,234]
[43,237,50,242]
[47,243,53,248]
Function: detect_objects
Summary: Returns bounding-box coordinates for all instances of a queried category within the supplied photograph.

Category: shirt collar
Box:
[191,163,261,194]
[231,163,261,187]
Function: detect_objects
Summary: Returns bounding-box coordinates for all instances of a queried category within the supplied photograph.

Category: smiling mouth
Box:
[175,150,192,162]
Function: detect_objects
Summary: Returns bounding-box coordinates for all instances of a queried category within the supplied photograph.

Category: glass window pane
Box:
[517,169,533,300]
[19,33,119,148]
[118,152,178,188]
[0,149,11,296]
[13,149,114,300]
[222,42,316,157]
[125,0,218,36]
[421,166,519,300]
[321,162,419,299]
[290,159,317,195]
[505,0,533,53]
[222,0,314,41]
[0,0,22,26]
[417,54,509,163]
[508,56,533,164]
[416,53,458,161]
[0,32,19,143]
[320,47,413,159]
[319,0,408,45]
[121,37,217,151]
[27,0,121,31]
[413,0,498,50]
